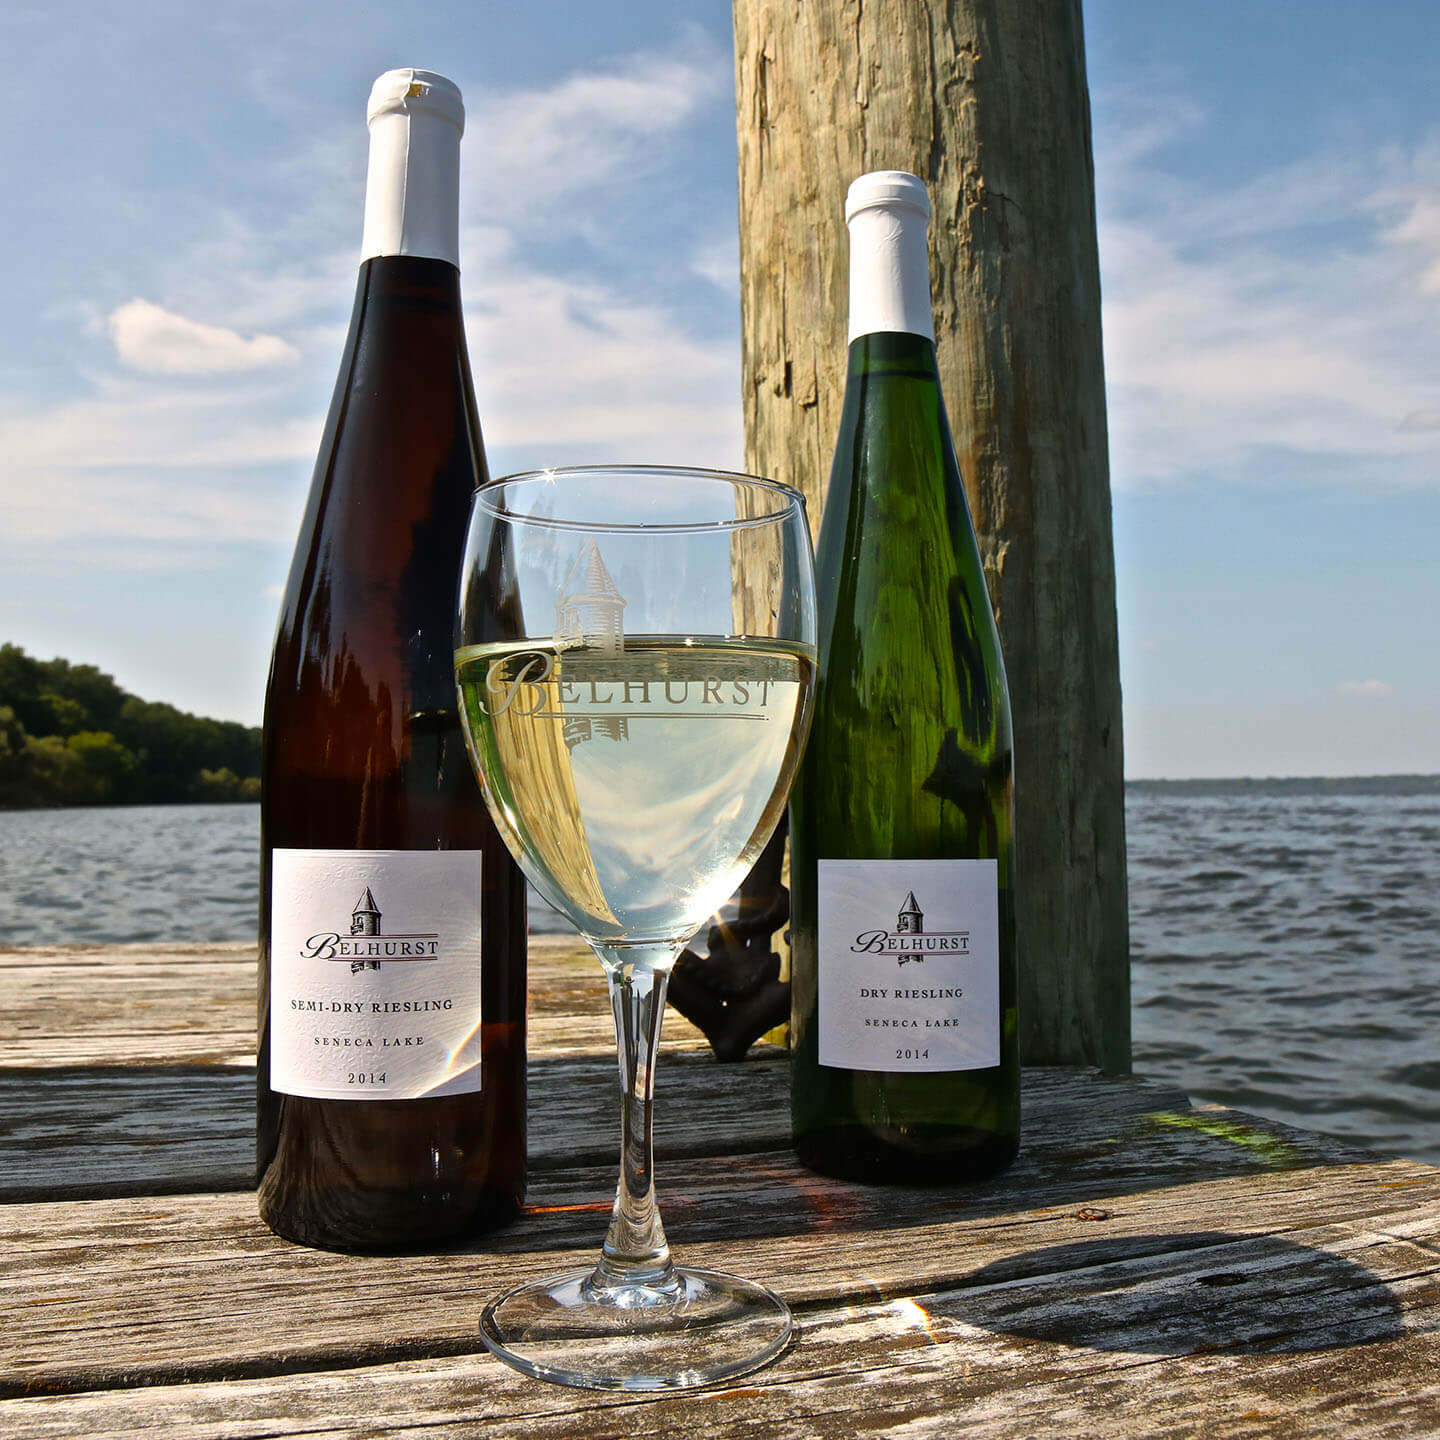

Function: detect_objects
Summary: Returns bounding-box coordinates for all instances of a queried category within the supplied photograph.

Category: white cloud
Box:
[0,367,320,552]
[464,50,726,213]
[690,233,740,293]
[0,377,318,472]
[1,462,300,551]
[1337,679,1396,697]
[1095,97,1440,488]
[0,43,740,560]
[450,43,740,465]
[109,299,300,375]
[1380,190,1440,295]
[463,226,740,465]
[0,229,739,555]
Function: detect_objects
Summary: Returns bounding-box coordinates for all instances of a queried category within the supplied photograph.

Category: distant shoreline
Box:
[0,797,258,814]
[4,775,1439,815]
[1126,774,1440,797]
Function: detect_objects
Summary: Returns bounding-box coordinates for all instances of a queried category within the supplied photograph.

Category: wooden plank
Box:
[5,943,1437,1436]
[1,937,1245,1203]
[0,940,707,1067]
[0,994,1321,1201]
[4,1342,1436,1440]
[0,1195,1436,1435]
[0,939,730,1201]
[0,1068,252,1201]
[0,1137,1436,1397]
[0,945,256,1068]
[0,1021,1389,1203]
[0,1050,792,1202]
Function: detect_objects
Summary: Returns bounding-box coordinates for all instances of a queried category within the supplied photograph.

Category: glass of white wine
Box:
[454,465,817,1391]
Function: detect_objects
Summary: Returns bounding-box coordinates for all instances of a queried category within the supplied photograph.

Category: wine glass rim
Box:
[474,465,806,534]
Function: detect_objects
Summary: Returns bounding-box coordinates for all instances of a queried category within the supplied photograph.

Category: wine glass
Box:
[454,465,817,1391]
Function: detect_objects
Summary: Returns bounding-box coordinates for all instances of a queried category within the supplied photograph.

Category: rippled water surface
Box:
[1,792,1436,1163]
[1128,787,1440,1165]
[0,805,260,945]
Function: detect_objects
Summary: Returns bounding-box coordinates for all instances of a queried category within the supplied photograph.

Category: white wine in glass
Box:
[455,466,817,1391]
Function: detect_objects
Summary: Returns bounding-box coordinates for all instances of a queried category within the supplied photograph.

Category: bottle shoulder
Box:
[816,422,1006,699]
[266,258,485,717]
[802,333,1013,839]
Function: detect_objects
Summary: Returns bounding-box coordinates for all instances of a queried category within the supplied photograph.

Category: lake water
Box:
[1127,785,1439,1166]
[1,791,1435,1164]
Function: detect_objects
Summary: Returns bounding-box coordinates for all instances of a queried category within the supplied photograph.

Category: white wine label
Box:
[818,858,1000,1073]
[269,849,485,1100]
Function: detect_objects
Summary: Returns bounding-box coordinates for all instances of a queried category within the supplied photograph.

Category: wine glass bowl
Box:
[455,465,816,1391]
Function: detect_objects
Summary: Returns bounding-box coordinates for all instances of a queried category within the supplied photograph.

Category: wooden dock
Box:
[1,939,1437,1436]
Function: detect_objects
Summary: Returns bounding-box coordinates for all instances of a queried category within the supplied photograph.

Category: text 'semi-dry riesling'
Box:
[258,70,527,1249]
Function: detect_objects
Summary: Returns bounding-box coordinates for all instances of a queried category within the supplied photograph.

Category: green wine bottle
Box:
[789,171,1019,1184]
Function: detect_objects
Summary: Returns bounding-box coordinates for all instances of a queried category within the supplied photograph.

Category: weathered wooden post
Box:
[732,0,1130,1069]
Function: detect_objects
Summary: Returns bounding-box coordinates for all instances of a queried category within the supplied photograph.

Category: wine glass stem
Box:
[589,947,681,1297]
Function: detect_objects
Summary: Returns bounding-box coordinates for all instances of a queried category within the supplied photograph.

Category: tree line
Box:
[0,644,261,809]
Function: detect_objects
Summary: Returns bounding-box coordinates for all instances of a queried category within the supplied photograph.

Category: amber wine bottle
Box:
[789,171,1019,1183]
[258,69,526,1249]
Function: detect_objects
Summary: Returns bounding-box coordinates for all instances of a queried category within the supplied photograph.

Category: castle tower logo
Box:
[472,536,779,751]
[850,892,971,966]
[300,886,441,973]
[350,888,381,937]
[896,891,923,935]
[554,538,630,748]
[555,537,626,656]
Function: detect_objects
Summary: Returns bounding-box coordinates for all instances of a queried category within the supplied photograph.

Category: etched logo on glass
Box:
[555,537,626,656]
[473,540,781,749]
[554,539,629,747]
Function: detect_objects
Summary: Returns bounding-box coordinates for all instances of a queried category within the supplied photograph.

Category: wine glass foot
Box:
[479,1265,793,1392]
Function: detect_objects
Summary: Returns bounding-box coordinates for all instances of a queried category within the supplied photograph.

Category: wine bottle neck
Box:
[360,69,464,268]
[846,195,934,343]
[845,330,941,378]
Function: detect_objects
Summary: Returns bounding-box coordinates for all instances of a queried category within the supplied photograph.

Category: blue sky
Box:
[1,1,1436,778]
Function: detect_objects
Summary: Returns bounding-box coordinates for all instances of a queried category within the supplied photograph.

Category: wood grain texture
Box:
[0,941,707,1199]
[5,1332,1440,1440]
[0,1189,1436,1433]
[0,1037,1432,1399]
[0,939,698,1067]
[0,931,1365,1203]
[3,944,1438,1435]
[732,0,1130,1069]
